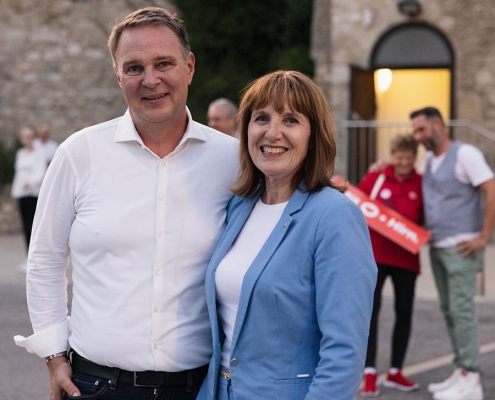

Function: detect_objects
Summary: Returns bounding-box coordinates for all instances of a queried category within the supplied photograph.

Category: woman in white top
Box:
[197,71,377,400]
[11,126,47,252]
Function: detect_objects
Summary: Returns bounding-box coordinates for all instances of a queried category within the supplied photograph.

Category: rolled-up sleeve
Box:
[15,147,77,358]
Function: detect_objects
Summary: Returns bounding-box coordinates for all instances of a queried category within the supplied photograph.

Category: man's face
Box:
[411,114,440,151]
[207,104,236,136]
[114,25,195,132]
[38,125,50,141]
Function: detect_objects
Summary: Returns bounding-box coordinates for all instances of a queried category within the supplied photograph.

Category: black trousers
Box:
[18,196,38,253]
[365,263,418,369]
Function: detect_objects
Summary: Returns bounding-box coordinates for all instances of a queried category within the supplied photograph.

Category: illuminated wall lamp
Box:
[397,0,422,17]
[376,69,393,93]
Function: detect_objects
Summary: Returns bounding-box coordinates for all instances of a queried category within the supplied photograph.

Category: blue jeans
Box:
[64,371,200,400]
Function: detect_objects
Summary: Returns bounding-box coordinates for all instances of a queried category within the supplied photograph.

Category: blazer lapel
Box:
[229,189,310,354]
[204,192,262,344]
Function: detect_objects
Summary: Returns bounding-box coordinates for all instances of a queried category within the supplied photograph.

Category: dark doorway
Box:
[348,66,376,184]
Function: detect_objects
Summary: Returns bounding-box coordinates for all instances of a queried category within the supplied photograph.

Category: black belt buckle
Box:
[133,371,165,387]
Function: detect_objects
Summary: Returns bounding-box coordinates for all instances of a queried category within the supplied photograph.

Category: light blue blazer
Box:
[198,186,377,400]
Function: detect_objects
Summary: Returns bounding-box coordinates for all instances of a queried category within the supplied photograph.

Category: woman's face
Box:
[391,149,416,180]
[248,102,311,189]
[19,128,35,148]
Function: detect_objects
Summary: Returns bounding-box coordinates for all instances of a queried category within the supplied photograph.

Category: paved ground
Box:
[1,233,494,399]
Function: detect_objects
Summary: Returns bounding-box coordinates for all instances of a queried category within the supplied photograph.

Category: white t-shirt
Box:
[215,198,288,368]
[420,143,494,247]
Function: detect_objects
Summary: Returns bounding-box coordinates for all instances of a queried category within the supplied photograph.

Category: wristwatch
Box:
[45,351,68,364]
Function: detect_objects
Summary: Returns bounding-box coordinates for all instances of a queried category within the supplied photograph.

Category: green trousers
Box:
[429,246,483,372]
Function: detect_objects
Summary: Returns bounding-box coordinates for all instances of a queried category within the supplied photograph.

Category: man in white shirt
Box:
[411,107,495,400]
[33,123,58,165]
[207,98,238,137]
[14,7,238,400]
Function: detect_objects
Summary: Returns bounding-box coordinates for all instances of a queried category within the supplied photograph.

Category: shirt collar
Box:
[113,107,206,146]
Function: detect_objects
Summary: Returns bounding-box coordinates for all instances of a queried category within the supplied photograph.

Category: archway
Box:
[348,22,455,182]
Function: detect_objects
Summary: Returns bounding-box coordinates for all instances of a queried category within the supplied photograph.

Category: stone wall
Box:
[0,0,175,147]
[311,0,495,177]
[0,0,175,234]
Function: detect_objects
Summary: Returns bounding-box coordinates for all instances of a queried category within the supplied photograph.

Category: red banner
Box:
[335,178,430,254]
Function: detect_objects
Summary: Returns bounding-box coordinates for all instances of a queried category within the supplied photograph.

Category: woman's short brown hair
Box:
[390,133,418,155]
[107,7,190,66]
[231,70,345,197]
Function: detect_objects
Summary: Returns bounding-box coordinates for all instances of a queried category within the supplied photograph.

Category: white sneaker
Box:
[433,370,483,400]
[428,368,462,393]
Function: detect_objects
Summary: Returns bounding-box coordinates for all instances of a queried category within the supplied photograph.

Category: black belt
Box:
[70,350,208,388]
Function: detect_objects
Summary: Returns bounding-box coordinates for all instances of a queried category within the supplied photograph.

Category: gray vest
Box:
[422,140,483,242]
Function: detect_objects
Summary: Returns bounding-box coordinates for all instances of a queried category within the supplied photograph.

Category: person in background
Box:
[34,123,58,165]
[197,70,376,400]
[14,7,237,400]
[207,98,238,137]
[11,126,47,259]
[410,106,495,400]
[357,134,423,396]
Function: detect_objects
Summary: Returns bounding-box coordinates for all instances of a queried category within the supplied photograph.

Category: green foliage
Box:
[0,140,17,188]
[177,0,314,124]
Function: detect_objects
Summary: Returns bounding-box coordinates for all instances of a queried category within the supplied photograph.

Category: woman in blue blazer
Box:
[198,71,377,400]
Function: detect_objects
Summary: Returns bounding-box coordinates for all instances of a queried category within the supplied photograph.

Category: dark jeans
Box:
[64,371,201,400]
[365,263,417,369]
[18,196,38,253]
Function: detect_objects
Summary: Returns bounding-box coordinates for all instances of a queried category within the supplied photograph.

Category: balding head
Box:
[207,98,237,136]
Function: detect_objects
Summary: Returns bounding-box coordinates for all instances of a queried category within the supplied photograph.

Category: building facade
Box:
[0,0,174,233]
[0,0,174,146]
[311,0,495,180]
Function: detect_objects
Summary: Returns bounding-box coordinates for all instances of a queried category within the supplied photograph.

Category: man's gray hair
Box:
[209,98,238,118]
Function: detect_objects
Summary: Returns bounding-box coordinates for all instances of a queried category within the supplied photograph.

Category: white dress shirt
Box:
[33,138,59,164]
[15,109,238,372]
[10,147,47,199]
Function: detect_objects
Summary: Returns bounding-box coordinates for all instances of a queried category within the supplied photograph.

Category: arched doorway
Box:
[348,22,455,183]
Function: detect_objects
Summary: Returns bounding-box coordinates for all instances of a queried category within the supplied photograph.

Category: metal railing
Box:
[342,119,495,184]
[342,119,495,296]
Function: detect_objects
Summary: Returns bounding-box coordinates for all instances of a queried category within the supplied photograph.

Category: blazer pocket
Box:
[273,377,313,385]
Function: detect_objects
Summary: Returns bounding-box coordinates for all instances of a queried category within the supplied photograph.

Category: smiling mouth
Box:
[143,93,167,101]
[261,146,287,155]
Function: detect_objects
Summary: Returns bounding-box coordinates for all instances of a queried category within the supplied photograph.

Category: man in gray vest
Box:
[411,106,495,400]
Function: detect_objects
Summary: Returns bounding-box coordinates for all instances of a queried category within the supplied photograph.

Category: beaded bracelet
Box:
[45,352,67,364]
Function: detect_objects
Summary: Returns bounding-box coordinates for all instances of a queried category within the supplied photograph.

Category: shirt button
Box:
[154,344,158,349]
[154,306,158,312]
[159,195,164,201]
[156,270,161,275]
[161,160,166,167]
[230,358,239,367]
[157,231,162,237]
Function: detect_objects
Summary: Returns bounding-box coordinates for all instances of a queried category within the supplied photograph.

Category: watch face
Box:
[380,188,392,199]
